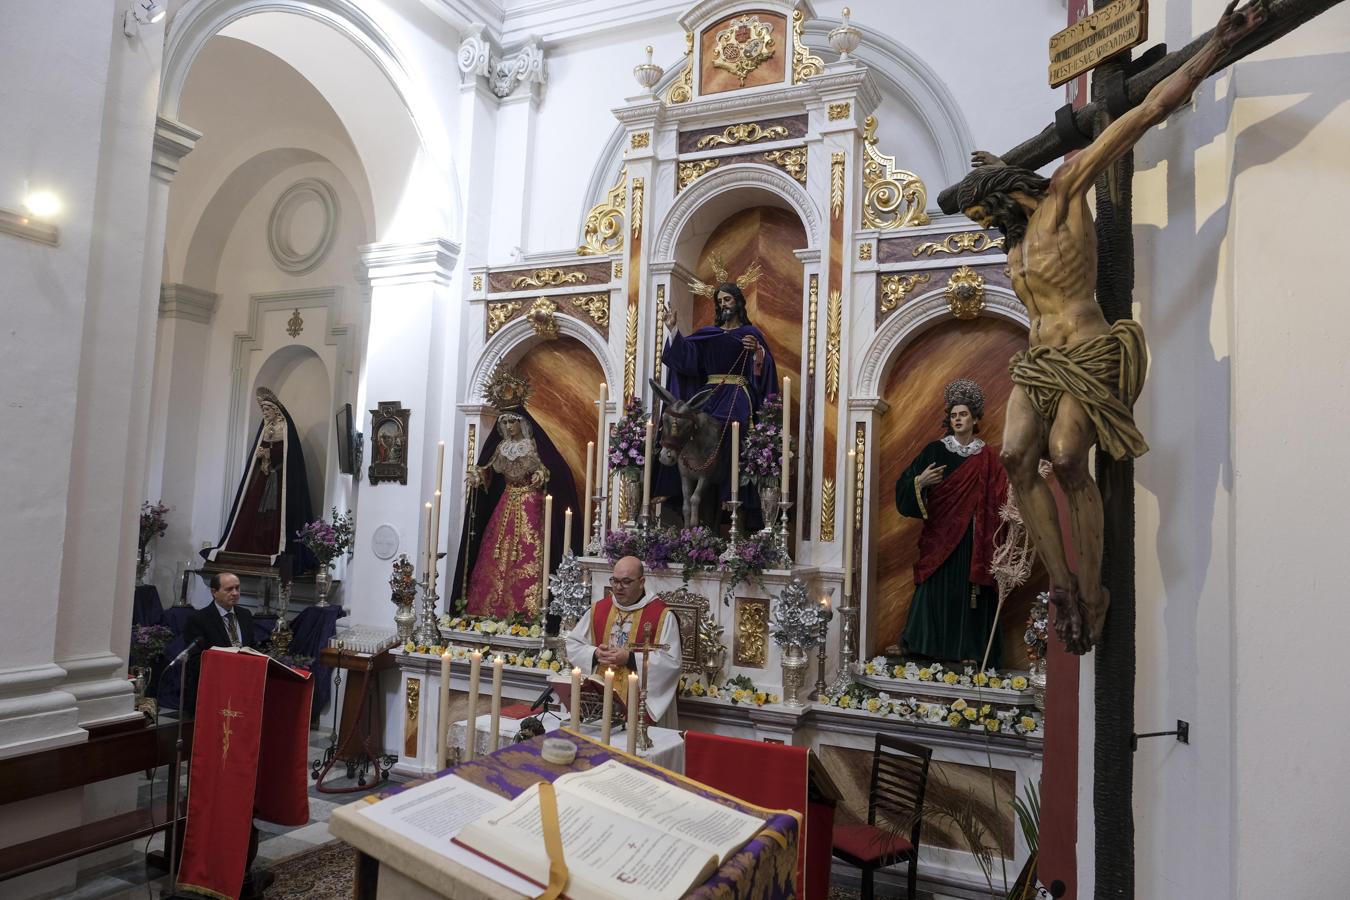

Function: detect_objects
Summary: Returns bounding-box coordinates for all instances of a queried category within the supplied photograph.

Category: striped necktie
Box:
[225,611,241,647]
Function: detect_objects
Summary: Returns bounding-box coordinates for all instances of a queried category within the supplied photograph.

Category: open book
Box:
[453,759,768,900]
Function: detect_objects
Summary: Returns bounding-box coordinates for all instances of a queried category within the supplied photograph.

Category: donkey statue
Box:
[650,378,727,527]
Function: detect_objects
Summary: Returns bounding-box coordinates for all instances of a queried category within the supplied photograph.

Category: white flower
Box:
[479,621,498,634]
[539,649,553,662]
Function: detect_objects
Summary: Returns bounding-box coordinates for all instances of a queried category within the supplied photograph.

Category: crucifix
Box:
[628,621,670,752]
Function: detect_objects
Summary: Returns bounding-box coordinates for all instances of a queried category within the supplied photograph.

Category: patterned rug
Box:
[264,840,356,900]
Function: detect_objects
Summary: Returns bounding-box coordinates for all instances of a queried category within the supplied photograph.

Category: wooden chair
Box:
[830,734,932,900]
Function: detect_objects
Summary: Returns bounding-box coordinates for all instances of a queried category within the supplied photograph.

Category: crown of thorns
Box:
[688,252,764,298]
[944,378,985,418]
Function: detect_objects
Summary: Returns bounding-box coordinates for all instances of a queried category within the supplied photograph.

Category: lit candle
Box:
[570,666,582,730]
[422,501,434,579]
[641,418,654,514]
[601,667,615,745]
[489,655,504,752]
[730,420,740,502]
[437,649,451,769]
[464,650,482,762]
[626,673,640,755]
[430,489,443,594]
[541,494,553,606]
[582,441,595,552]
[563,508,573,557]
[781,377,791,498]
[844,449,856,597]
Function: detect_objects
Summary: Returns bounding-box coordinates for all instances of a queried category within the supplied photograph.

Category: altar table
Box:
[449,712,686,772]
[330,729,798,900]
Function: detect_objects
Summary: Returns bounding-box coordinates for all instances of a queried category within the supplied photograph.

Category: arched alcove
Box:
[253,345,332,514]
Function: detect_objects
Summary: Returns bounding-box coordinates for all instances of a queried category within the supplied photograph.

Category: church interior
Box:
[3,0,1348,897]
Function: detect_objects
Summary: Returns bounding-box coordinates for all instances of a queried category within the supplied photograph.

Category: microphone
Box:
[529,684,554,712]
[167,638,202,668]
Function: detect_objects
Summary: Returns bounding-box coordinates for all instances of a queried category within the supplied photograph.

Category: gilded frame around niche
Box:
[368,401,411,486]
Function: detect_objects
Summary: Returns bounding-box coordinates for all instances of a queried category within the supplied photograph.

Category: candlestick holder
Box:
[636,680,654,752]
[828,588,860,697]
[814,592,834,698]
[413,575,442,647]
[586,492,607,556]
[773,496,794,568]
[719,499,742,563]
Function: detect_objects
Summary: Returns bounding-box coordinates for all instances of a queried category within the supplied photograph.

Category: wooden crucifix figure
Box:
[945,0,1268,654]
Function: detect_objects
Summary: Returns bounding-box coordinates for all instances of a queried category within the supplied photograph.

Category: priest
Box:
[565,556,682,728]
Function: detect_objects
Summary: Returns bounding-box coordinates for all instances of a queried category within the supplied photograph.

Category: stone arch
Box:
[468,314,619,399]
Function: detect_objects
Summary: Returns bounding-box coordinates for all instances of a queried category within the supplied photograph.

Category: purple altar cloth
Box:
[381,728,798,899]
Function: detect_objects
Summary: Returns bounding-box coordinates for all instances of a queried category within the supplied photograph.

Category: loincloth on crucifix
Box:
[1009,318,1150,461]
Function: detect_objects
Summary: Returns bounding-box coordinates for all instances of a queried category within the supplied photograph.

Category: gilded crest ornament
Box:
[712,15,777,86]
[945,266,986,320]
[527,297,560,339]
[286,308,304,338]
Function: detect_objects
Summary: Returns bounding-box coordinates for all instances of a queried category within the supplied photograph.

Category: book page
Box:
[358,775,537,896]
[555,760,766,862]
[455,783,718,900]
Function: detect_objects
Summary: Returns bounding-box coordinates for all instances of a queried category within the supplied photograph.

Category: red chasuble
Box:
[179,649,313,900]
[591,594,671,687]
[913,445,1007,587]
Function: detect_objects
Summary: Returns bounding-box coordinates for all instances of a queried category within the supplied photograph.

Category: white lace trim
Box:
[941,435,985,457]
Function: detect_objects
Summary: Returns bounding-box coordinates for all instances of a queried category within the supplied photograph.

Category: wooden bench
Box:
[0,719,194,881]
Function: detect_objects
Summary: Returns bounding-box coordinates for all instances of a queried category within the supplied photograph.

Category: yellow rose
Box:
[769,695,780,704]
[989,677,1003,690]
[707,686,719,697]
[985,719,1000,732]
[403,641,415,652]
[754,692,767,706]
[918,668,933,681]
[1011,676,1029,691]
[943,672,959,685]
[948,712,964,727]
[963,708,977,721]
[691,682,705,696]
[550,661,561,672]
[892,666,905,678]
[973,672,989,686]
[951,698,968,711]
[817,694,829,704]
[865,698,880,712]
[980,704,992,716]
[1021,716,1038,732]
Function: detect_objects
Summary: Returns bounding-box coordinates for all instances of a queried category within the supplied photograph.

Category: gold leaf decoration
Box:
[572,292,610,328]
[827,102,852,121]
[792,9,825,83]
[631,131,650,149]
[858,242,873,261]
[825,288,842,402]
[807,275,819,377]
[712,15,776,86]
[613,261,623,278]
[831,152,845,219]
[820,476,836,542]
[762,148,808,184]
[624,300,638,400]
[512,267,588,289]
[854,425,866,532]
[696,122,790,150]
[944,265,986,320]
[527,297,560,339]
[653,283,666,382]
[487,299,523,336]
[879,272,932,313]
[861,115,930,230]
[631,177,644,240]
[734,598,770,667]
[665,65,693,105]
[472,273,483,291]
[914,232,1005,257]
[577,166,627,256]
[678,159,720,192]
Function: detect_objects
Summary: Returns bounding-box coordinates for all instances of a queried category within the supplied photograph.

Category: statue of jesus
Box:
[949,0,1267,653]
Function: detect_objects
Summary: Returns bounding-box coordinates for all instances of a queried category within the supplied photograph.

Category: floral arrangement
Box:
[721,531,779,595]
[1025,592,1050,665]
[768,575,823,650]
[608,397,649,477]
[676,525,724,581]
[603,525,726,583]
[130,624,173,669]
[296,507,355,568]
[439,613,543,638]
[139,501,170,552]
[400,641,563,672]
[860,657,1031,692]
[679,673,780,706]
[740,394,787,486]
[819,682,1042,736]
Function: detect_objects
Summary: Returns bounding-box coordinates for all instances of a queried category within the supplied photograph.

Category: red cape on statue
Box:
[178,649,312,900]
[913,446,1007,587]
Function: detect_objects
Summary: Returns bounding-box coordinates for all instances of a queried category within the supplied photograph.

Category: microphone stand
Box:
[165,653,191,898]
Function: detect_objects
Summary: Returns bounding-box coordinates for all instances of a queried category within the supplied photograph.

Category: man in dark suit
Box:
[182,571,256,715]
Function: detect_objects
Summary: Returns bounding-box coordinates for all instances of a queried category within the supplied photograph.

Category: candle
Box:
[582,441,595,552]
[655,499,664,522]
[641,418,654,513]
[489,655,504,752]
[437,650,451,769]
[570,666,582,730]
[563,508,573,557]
[422,501,434,578]
[625,673,640,755]
[595,383,607,478]
[541,494,553,605]
[781,377,791,497]
[730,420,740,502]
[601,668,615,745]
[464,650,482,762]
[430,489,443,594]
[844,449,856,596]
[435,440,446,494]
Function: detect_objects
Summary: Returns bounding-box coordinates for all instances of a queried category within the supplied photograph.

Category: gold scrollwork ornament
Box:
[762,148,807,184]
[792,9,825,83]
[527,297,560,339]
[861,115,930,230]
[735,598,770,668]
[825,289,842,402]
[945,266,986,320]
[487,300,523,336]
[914,231,1005,257]
[572,293,609,328]
[879,272,932,313]
[696,122,789,150]
[858,242,873,261]
[512,268,587,289]
[820,477,836,542]
[665,32,694,105]
[678,159,719,191]
[631,131,650,149]
[831,152,845,219]
[578,166,627,256]
[827,102,852,121]
[712,15,777,86]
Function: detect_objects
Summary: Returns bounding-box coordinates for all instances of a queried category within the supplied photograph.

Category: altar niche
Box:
[874,315,1043,669]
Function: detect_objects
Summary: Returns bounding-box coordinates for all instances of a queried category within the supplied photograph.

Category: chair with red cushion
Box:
[830,734,932,899]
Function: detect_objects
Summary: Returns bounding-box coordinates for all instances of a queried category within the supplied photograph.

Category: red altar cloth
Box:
[179,649,313,899]
[686,732,837,900]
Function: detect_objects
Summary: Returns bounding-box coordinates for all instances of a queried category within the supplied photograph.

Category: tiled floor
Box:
[20,723,381,900]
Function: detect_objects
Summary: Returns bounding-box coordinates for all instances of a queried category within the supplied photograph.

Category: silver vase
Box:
[315,568,333,607]
[780,644,809,709]
[619,472,641,528]
[1030,659,1047,711]
[757,477,779,534]
[135,547,152,586]
[394,600,416,643]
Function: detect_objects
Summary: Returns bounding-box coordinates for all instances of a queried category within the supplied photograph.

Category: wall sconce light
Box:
[123,0,166,38]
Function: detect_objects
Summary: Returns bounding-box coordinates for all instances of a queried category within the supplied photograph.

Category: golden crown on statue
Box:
[482,365,533,411]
